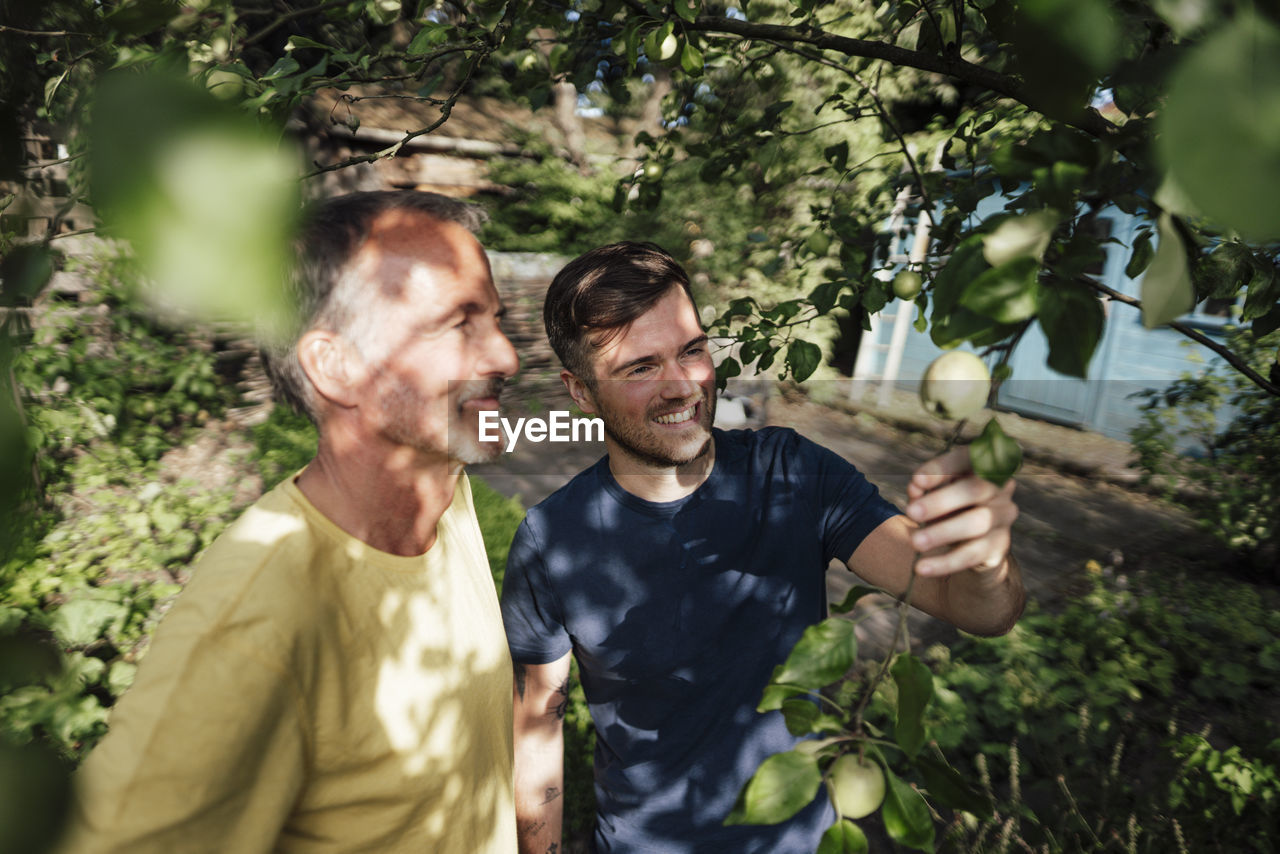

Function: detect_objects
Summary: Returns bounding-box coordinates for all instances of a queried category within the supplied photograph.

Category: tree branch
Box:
[683,15,1116,140]
[0,25,93,37]
[301,43,487,178]
[1083,277,1280,397]
[243,0,351,48]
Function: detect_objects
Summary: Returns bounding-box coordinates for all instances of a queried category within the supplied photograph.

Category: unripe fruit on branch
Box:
[827,754,885,819]
[892,270,923,301]
[920,351,991,420]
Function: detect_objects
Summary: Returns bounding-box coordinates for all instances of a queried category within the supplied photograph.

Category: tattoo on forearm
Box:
[540,786,562,805]
[514,663,527,701]
[553,678,569,720]
[547,845,558,853]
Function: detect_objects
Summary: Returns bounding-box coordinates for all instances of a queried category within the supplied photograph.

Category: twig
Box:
[302,43,487,178]
[242,0,350,47]
[851,417,966,730]
[0,25,93,37]
[1082,277,1280,397]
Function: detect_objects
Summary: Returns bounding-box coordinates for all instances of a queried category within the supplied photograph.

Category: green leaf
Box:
[982,210,1058,267]
[787,339,822,382]
[930,237,989,317]
[881,768,936,851]
[1243,267,1280,321]
[959,257,1040,323]
[1158,12,1280,240]
[407,23,449,55]
[969,418,1022,487]
[89,71,299,331]
[673,0,700,22]
[1253,304,1280,337]
[1125,229,1154,279]
[830,584,882,615]
[773,618,858,689]
[808,280,841,313]
[758,680,808,712]
[1141,213,1195,329]
[260,55,301,81]
[1037,281,1103,378]
[724,750,823,826]
[891,654,934,758]
[929,307,1000,349]
[825,141,849,173]
[716,357,742,384]
[680,42,704,75]
[917,751,993,819]
[817,819,870,854]
[285,36,332,52]
[1004,0,1120,120]
[781,698,821,736]
[49,598,129,648]
[107,660,138,696]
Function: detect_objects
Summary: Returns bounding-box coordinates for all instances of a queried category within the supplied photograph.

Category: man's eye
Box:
[628,365,653,377]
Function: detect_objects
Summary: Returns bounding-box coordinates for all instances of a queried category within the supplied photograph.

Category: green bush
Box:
[1130,327,1280,580]
[917,564,1280,852]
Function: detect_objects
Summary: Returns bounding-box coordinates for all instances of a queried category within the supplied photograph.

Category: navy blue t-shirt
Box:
[500,427,900,853]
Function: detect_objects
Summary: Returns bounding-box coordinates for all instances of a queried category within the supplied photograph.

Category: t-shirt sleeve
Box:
[500,516,573,665]
[793,432,901,565]
[57,619,308,854]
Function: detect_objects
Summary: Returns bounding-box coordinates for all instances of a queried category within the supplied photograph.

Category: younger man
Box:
[502,242,1023,853]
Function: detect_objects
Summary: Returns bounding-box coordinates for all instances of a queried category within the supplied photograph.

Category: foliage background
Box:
[4,0,1280,850]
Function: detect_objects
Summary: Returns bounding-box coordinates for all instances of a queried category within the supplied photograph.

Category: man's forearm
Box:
[513,660,572,854]
[514,732,564,854]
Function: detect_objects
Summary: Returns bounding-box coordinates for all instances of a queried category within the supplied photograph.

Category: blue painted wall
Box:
[862,203,1232,441]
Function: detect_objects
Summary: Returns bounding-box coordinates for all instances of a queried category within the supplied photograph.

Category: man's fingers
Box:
[907,475,1015,525]
[915,526,1014,577]
[908,445,972,496]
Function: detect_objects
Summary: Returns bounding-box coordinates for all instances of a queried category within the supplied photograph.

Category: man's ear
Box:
[561,369,598,415]
[297,330,366,409]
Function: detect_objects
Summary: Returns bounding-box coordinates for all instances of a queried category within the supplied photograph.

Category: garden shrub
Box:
[916,564,1280,852]
[1130,326,1280,581]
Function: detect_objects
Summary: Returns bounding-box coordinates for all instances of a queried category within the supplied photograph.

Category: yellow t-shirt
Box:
[60,475,517,853]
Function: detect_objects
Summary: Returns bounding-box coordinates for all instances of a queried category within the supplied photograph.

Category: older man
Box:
[61,191,520,853]
[502,241,1024,853]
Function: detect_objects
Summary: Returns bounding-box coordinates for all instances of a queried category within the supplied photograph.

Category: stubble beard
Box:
[597,386,716,469]
[382,377,506,466]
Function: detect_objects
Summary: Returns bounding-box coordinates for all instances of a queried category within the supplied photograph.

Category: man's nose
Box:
[482,325,520,379]
[659,361,702,399]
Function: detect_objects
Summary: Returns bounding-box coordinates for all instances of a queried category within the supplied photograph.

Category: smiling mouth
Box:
[654,403,698,425]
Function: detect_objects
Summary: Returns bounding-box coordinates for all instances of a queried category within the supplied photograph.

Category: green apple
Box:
[920,350,991,420]
[827,754,885,820]
[892,270,923,301]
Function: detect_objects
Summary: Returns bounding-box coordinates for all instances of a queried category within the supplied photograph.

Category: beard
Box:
[380,376,506,465]
[447,377,508,465]
[595,385,716,469]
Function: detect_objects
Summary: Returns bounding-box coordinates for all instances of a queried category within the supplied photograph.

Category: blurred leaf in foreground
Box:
[89,71,300,333]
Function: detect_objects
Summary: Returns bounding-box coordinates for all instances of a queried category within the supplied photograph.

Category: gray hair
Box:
[261,190,487,423]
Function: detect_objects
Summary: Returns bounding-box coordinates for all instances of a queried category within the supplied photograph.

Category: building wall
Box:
[860,204,1234,442]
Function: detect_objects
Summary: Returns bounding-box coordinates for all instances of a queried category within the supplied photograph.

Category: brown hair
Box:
[261,190,486,422]
[543,241,696,385]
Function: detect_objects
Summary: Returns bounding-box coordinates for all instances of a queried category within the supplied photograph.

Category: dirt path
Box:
[475,389,1216,655]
